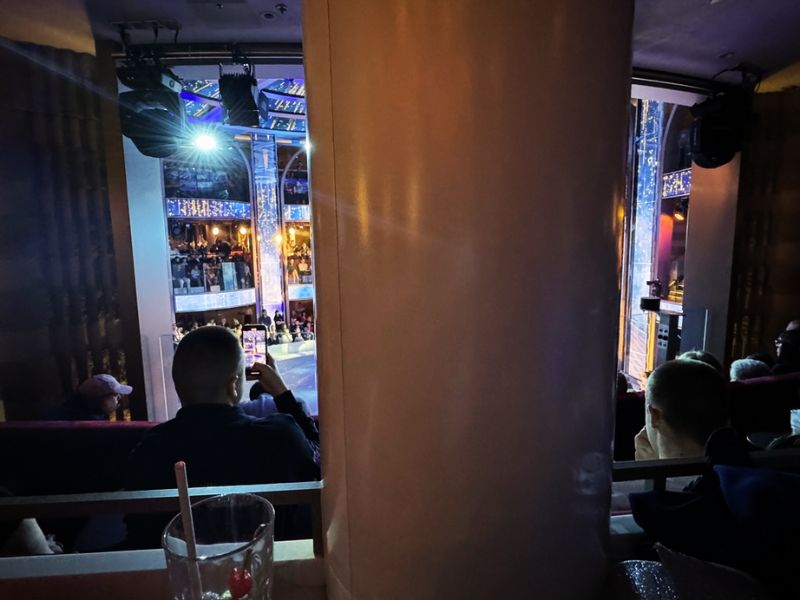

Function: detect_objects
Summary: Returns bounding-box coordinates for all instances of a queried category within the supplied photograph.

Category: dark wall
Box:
[0,38,132,419]
[727,88,800,361]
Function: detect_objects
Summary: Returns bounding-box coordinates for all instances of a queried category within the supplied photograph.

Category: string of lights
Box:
[166,198,251,219]
[661,168,692,199]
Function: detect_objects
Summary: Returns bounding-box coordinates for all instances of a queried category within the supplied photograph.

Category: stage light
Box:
[674,197,688,221]
[117,61,186,158]
[219,70,259,127]
[274,233,283,245]
[289,227,296,236]
[239,226,248,235]
[212,226,220,236]
[193,132,219,151]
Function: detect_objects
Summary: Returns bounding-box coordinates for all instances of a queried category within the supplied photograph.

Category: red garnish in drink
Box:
[228,567,253,599]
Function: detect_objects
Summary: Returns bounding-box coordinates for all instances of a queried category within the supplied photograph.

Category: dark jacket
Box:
[124,390,319,547]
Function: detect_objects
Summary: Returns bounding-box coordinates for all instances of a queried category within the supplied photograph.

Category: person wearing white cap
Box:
[47,374,133,421]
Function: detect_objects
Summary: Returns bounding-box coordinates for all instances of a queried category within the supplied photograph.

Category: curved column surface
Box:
[303,1,633,597]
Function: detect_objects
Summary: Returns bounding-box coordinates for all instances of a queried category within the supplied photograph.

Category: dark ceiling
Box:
[633,0,800,83]
[85,0,800,83]
[85,0,303,46]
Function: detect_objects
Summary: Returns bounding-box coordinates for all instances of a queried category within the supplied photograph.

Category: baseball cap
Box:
[77,374,133,398]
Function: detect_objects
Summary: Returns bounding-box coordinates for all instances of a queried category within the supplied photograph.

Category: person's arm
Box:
[251,358,320,462]
[273,389,319,444]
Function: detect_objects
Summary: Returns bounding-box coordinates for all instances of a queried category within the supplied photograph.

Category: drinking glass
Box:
[162,493,275,600]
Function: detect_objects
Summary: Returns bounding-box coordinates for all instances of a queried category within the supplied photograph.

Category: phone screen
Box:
[242,326,267,374]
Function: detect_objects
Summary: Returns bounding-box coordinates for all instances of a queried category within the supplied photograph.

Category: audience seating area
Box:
[0,421,157,496]
[615,372,800,461]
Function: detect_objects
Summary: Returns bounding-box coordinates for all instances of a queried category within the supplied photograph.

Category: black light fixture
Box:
[117,57,186,158]
[219,56,259,127]
[690,88,749,169]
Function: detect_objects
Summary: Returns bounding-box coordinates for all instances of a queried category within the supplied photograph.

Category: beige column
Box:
[304,1,633,597]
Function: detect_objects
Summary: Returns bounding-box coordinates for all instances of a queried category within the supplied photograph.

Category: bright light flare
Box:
[212,226,220,236]
[239,226,248,235]
[193,133,219,151]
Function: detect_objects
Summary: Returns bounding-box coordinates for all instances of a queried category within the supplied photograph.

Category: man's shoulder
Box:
[246,412,302,433]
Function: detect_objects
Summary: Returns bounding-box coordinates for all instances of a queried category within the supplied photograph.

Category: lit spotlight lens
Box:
[193,133,219,151]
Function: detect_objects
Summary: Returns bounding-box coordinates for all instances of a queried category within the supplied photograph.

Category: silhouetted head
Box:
[746,352,775,369]
[678,350,724,375]
[646,359,729,459]
[729,358,771,382]
[172,326,244,407]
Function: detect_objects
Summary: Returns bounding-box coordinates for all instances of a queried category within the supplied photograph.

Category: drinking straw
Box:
[175,461,203,600]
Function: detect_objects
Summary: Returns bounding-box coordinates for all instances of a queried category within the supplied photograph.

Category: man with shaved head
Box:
[634,359,729,460]
[125,326,319,545]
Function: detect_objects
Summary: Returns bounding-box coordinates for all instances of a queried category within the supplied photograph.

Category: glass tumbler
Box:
[162,493,275,600]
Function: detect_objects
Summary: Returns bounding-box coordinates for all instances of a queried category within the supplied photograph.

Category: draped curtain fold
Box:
[0,38,127,419]
[727,88,800,360]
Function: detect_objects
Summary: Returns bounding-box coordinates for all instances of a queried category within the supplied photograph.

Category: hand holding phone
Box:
[250,360,289,397]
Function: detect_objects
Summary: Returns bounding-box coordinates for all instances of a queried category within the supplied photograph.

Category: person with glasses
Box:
[774,320,800,375]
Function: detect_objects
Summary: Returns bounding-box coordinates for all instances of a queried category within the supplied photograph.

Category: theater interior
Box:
[1,1,800,598]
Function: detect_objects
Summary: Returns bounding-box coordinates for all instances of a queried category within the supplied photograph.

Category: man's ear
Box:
[226,375,239,404]
[648,404,664,429]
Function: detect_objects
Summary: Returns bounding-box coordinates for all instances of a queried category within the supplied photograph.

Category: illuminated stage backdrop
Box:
[252,135,285,312]
[626,100,664,383]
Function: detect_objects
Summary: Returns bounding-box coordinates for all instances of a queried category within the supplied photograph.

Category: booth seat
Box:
[0,420,157,496]
[614,372,800,461]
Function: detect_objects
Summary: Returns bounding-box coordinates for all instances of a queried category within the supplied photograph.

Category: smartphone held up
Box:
[241,324,268,380]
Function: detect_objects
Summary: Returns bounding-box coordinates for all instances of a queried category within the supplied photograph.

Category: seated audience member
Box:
[125,326,319,546]
[241,381,314,420]
[634,359,729,461]
[677,350,724,376]
[746,352,775,369]
[773,322,800,375]
[47,374,132,420]
[239,380,278,419]
[729,358,772,382]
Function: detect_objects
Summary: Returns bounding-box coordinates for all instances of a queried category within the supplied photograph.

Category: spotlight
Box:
[193,133,219,151]
[219,63,259,127]
[212,226,221,236]
[117,60,186,158]
[239,226,248,235]
[673,197,688,221]
[690,89,749,169]
[274,233,283,245]
[288,227,296,235]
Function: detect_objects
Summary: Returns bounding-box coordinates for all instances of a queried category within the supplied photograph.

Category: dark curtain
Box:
[0,38,127,419]
[727,88,800,361]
